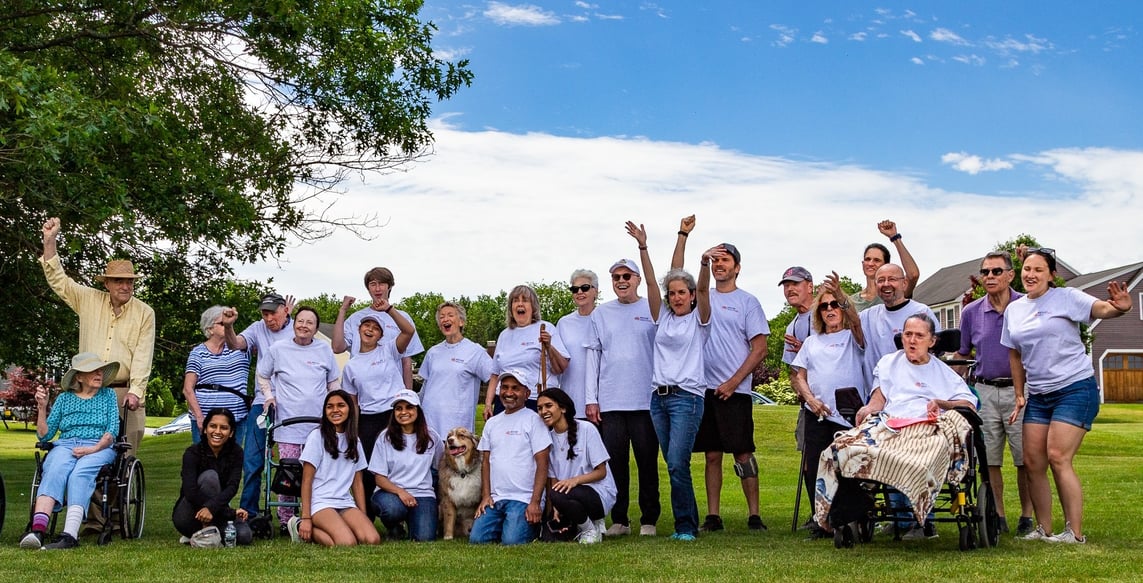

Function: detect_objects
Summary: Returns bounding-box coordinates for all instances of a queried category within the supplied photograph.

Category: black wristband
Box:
[889,233,902,242]
[678,231,688,237]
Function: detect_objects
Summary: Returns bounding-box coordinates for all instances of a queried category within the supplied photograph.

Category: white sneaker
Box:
[576,525,602,545]
[178,535,191,545]
[594,519,607,537]
[1045,523,1086,544]
[604,523,631,536]
[639,524,657,536]
[286,516,302,543]
[1018,524,1048,541]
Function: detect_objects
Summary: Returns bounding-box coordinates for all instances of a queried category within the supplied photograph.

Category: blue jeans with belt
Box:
[649,390,704,537]
[239,404,266,515]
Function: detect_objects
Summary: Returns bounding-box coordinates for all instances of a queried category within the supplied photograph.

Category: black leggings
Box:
[801,408,849,503]
[600,410,660,526]
[359,410,393,519]
[172,470,252,544]
[549,485,605,527]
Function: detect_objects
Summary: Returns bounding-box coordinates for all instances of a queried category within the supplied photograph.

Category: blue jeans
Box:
[38,438,117,516]
[240,404,266,514]
[649,390,704,536]
[372,491,438,541]
[469,499,537,545]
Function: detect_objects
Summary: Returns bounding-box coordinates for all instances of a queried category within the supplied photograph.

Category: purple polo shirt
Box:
[959,288,1023,380]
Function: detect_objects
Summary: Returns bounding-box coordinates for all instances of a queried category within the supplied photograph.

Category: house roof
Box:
[1065,261,1143,291]
[913,253,1083,307]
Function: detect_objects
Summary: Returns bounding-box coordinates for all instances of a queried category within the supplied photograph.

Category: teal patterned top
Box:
[41,387,119,442]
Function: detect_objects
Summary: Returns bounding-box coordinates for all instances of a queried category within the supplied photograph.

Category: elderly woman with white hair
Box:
[182,305,251,443]
[419,301,495,434]
[484,285,570,418]
[20,353,121,550]
[556,269,600,418]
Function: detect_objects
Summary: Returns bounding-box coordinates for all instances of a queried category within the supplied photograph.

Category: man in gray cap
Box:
[778,267,815,366]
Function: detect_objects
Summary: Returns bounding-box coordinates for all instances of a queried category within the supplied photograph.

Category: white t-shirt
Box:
[478,409,552,504]
[419,338,494,434]
[1001,287,1096,394]
[860,300,940,374]
[705,288,770,394]
[257,338,340,444]
[492,320,569,394]
[873,351,978,419]
[791,329,868,425]
[782,310,816,366]
[652,307,710,396]
[299,429,367,514]
[556,311,594,418]
[341,342,404,414]
[548,421,617,515]
[239,317,295,406]
[342,306,425,358]
[585,298,656,412]
[367,428,442,499]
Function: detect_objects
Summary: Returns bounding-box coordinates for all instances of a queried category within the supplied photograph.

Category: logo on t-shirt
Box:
[634,316,652,323]
[450,357,467,364]
[505,430,523,436]
[719,304,740,314]
[914,382,928,389]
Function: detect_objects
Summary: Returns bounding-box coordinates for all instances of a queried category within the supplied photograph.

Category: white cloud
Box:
[433,47,471,61]
[941,151,1013,174]
[574,1,597,8]
[930,27,969,45]
[569,14,588,22]
[910,57,924,65]
[901,29,922,42]
[640,2,668,18]
[235,126,1143,318]
[811,31,828,44]
[484,2,559,26]
[983,34,1052,54]
[849,32,867,41]
[594,12,624,20]
[770,24,796,47]
[952,54,985,66]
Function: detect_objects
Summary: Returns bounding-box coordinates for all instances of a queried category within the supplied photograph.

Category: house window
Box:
[946,306,958,329]
[1106,356,1124,370]
[1128,355,1143,370]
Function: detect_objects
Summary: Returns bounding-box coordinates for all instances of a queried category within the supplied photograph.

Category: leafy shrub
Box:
[1,366,61,426]
[146,377,177,417]
[754,371,798,406]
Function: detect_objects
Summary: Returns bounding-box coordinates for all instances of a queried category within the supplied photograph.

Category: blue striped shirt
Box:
[186,343,250,421]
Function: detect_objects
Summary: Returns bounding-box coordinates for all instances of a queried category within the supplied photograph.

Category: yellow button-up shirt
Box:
[40,255,156,399]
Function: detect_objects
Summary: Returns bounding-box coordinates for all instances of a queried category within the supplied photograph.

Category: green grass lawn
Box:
[1,405,1141,582]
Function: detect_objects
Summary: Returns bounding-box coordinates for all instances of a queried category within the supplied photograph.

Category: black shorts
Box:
[692,390,755,454]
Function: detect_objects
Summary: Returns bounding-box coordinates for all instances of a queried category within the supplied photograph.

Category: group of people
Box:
[21,214,1132,549]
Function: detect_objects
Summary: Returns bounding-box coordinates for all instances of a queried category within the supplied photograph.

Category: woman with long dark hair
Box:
[172,408,252,544]
[537,388,616,544]
[369,390,441,541]
[291,390,380,547]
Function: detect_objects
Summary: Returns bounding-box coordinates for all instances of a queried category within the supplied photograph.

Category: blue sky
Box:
[240,1,1143,316]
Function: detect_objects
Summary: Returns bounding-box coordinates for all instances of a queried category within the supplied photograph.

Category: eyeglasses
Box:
[874,276,904,285]
[1026,247,1055,256]
[612,273,635,282]
[979,267,1009,277]
[568,284,594,293]
[818,300,843,312]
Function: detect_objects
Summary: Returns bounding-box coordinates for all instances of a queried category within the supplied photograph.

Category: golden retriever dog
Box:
[438,427,482,540]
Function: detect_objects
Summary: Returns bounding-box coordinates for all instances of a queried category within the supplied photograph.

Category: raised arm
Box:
[219,307,249,351]
[825,271,864,348]
[878,220,920,297]
[380,300,415,355]
[332,295,354,354]
[1091,281,1134,320]
[627,221,660,322]
[41,217,60,261]
[697,248,713,324]
[671,214,695,270]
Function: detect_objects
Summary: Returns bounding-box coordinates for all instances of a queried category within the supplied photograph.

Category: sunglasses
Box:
[1026,247,1055,256]
[612,273,635,282]
[818,300,843,312]
[979,267,1009,277]
[568,284,593,293]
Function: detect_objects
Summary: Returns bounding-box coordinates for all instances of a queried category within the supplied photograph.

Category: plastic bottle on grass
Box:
[225,521,236,548]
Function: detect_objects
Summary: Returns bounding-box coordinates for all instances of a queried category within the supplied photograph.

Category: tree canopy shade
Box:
[0,1,471,383]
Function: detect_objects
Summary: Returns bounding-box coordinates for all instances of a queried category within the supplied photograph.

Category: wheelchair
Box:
[247,406,321,539]
[26,410,146,545]
[824,329,1001,551]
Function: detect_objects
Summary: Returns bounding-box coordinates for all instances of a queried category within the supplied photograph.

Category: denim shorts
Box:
[1024,376,1100,431]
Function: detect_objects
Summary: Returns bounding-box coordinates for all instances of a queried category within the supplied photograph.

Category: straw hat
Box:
[94,259,143,282]
[61,353,120,391]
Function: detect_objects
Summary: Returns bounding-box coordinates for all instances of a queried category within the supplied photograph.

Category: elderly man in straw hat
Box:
[39,217,155,453]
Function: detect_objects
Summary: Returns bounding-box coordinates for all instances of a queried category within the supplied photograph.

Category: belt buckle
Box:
[655,385,672,396]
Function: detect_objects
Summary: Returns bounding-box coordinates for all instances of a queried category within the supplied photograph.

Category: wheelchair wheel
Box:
[856,518,874,543]
[833,523,855,549]
[958,523,975,551]
[119,457,146,539]
[975,485,998,548]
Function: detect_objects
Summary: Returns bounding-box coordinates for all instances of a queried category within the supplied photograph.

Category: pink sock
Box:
[32,512,50,533]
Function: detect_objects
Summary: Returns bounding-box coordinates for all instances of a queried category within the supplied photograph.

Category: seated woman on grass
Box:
[290,390,381,547]
[173,408,252,545]
[369,390,442,542]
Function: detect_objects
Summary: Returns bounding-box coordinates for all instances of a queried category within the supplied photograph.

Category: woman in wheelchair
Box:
[816,315,977,541]
[20,353,120,550]
[173,408,252,545]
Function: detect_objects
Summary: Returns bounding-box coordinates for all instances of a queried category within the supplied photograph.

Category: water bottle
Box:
[224,521,237,548]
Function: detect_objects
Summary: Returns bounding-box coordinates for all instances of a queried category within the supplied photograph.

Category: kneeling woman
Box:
[369,390,441,541]
[628,220,713,541]
[293,390,381,547]
[173,408,252,544]
[21,353,120,550]
[538,388,617,544]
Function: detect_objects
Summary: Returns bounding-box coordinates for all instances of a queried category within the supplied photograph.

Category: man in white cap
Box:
[584,257,661,536]
[40,217,154,453]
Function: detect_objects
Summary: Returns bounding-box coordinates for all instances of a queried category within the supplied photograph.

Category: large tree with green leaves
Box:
[1,1,471,383]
